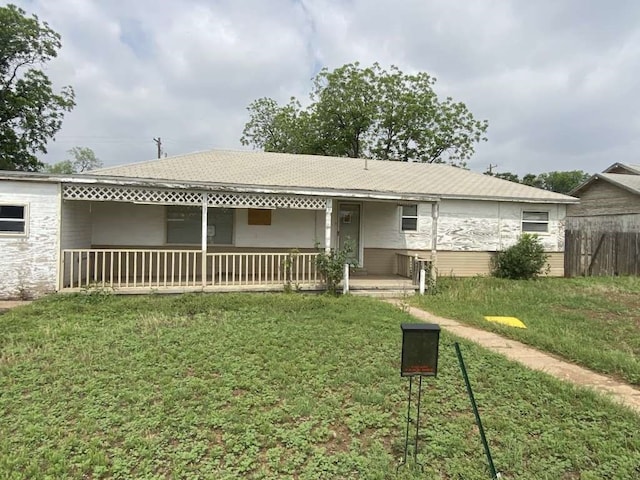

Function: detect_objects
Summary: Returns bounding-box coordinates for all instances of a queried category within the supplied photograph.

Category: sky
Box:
[12,0,640,176]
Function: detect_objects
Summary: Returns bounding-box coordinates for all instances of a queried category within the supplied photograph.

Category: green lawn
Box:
[1,293,639,479]
[414,276,640,385]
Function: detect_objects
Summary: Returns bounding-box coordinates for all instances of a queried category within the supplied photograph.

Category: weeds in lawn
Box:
[0,293,639,479]
[414,276,640,385]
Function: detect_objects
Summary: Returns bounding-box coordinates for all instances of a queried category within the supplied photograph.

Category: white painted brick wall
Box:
[0,181,60,298]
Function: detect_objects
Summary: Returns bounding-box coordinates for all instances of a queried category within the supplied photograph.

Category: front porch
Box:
[59,249,420,294]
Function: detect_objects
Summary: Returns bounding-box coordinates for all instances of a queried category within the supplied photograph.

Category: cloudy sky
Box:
[13,0,640,175]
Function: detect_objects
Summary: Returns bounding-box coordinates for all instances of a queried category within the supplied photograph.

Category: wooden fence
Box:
[564,230,640,277]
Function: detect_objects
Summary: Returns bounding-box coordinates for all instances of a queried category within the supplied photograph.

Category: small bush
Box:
[492,233,549,280]
[315,242,354,294]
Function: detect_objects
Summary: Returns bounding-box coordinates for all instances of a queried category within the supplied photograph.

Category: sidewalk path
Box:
[393,302,640,415]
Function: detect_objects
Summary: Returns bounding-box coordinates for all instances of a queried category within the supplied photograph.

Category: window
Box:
[522,211,549,233]
[0,205,27,235]
[401,205,418,231]
[166,206,233,245]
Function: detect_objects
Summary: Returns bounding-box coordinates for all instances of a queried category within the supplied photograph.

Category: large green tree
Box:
[241,63,488,166]
[43,146,102,173]
[0,4,75,171]
[485,169,590,195]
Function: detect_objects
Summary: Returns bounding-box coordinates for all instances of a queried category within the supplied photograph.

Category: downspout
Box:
[201,193,208,287]
[431,202,439,280]
[56,183,63,292]
[325,198,333,253]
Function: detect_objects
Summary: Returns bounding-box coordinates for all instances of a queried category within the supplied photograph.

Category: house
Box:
[0,150,577,298]
[566,163,640,276]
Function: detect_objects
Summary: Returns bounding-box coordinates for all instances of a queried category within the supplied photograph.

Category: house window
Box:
[166,206,233,245]
[522,211,549,233]
[401,205,418,231]
[0,205,27,235]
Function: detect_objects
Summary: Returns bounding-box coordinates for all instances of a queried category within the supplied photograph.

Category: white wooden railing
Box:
[395,253,433,286]
[205,252,319,286]
[60,249,320,290]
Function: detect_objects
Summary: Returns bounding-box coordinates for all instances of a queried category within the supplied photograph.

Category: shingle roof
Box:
[602,163,640,175]
[596,173,640,195]
[91,149,577,203]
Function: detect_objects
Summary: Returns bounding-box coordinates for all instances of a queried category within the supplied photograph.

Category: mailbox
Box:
[400,323,440,377]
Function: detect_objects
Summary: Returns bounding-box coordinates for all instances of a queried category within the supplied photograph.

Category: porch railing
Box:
[61,249,320,290]
[396,253,433,286]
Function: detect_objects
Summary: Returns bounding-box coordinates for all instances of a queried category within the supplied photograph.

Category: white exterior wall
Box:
[61,200,92,249]
[90,203,324,248]
[362,201,433,250]
[437,200,565,252]
[0,181,60,298]
[235,208,323,248]
[85,198,566,252]
[91,202,165,246]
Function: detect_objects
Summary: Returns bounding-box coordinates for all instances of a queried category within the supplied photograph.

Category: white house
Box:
[0,150,577,298]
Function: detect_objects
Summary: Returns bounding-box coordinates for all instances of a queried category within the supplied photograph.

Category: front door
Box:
[338,203,361,265]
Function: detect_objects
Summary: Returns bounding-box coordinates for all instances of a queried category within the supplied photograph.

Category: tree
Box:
[43,159,74,174]
[493,172,520,183]
[0,4,75,171]
[43,147,102,173]
[536,170,590,195]
[241,63,488,166]
[487,169,589,195]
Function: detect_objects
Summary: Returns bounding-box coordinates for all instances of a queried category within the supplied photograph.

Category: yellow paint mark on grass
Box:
[484,316,527,329]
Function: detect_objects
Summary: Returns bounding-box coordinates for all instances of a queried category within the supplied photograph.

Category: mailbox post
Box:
[398,323,440,471]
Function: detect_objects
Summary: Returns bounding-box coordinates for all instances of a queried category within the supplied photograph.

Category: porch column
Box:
[325,198,333,253]
[201,193,208,287]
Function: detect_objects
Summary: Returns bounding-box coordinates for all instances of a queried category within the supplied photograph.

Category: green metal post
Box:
[455,342,499,479]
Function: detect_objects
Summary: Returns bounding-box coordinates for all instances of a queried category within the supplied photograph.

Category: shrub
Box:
[315,242,354,294]
[492,233,549,280]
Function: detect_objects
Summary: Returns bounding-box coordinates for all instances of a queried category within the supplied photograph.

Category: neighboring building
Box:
[567,163,640,231]
[0,150,577,298]
[566,163,640,276]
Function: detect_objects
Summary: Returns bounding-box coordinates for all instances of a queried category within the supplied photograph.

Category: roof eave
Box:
[439,193,578,204]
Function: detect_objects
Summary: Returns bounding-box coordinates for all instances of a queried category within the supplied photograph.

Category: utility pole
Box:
[153,137,162,159]
[487,163,497,175]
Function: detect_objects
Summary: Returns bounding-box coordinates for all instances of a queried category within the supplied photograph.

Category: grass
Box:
[0,292,639,479]
[414,276,640,385]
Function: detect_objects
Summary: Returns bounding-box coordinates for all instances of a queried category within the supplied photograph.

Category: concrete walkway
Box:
[394,303,640,415]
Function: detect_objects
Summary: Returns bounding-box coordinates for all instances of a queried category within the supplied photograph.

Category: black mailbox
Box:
[400,323,440,377]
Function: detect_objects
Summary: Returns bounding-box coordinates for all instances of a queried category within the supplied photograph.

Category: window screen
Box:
[522,211,549,233]
[401,205,418,231]
[0,205,26,234]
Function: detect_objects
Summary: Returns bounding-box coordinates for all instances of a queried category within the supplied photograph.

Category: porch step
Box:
[349,289,415,298]
[350,267,368,276]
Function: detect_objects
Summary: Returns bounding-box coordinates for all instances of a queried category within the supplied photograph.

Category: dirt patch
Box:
[0,300,32,314]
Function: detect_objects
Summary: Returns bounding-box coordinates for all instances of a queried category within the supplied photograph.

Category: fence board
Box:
[565,229,640,277]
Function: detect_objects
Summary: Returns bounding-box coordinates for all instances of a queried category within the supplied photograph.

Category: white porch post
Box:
[324,198,333,253]
[431,202,439,284]
[201,193,208,287]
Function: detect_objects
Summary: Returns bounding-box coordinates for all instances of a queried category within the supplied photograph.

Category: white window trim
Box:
[400,204,418,232]
[0,203,28,237]
[521,210,550,234]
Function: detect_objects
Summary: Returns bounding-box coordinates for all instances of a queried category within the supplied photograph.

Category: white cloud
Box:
[11,0,640,176]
